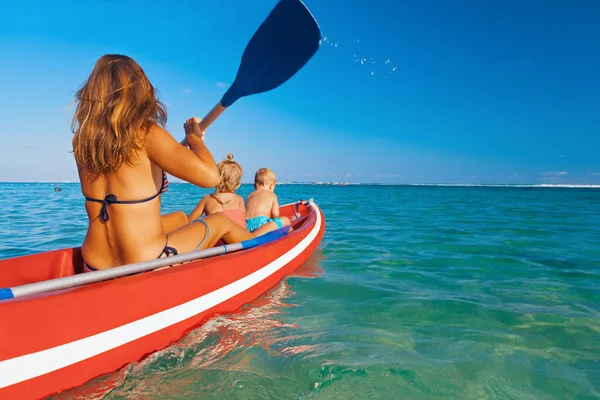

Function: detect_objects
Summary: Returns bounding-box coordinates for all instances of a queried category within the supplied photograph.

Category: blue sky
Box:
[1,0,599,184]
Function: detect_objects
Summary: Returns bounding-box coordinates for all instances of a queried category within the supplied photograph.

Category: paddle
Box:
[0,228,290,301]
[181,0,321,145]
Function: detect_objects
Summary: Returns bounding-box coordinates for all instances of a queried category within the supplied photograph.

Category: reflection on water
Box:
[52,250,326,400]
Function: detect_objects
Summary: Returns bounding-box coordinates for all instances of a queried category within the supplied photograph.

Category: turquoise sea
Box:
[1,182,599,399]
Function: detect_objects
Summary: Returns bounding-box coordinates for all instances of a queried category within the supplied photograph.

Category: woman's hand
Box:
[184,117,205,140]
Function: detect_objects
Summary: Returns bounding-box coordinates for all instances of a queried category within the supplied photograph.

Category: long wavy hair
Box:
[212,154,243,205]
[72,54,167,180]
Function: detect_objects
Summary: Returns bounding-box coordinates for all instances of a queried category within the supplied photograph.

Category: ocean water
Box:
[1,183,599,399]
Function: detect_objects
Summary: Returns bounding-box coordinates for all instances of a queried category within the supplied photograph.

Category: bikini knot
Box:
[98,194,118,223]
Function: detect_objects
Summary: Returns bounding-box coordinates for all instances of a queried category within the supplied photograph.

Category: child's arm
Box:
[188,196,207,222]
[270,194,280,219]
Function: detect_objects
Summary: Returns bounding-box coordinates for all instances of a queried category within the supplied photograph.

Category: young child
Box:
[245,168,293,235]
[188,154,246,227]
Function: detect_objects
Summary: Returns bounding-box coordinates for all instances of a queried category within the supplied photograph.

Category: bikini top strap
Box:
[85,171,166,222]
[85,191,161,222]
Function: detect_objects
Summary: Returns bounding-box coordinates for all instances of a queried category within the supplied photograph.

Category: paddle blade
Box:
[221,0,321,107]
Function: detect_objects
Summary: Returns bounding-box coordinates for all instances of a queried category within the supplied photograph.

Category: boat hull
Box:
[0,202,325,399]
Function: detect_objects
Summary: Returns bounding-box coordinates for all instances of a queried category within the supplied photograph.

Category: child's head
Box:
[215,154,243,194]
[254,168,276,191]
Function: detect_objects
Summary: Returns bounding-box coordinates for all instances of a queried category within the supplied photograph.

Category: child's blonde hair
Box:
[213,154,242,204]
[254,168,276,189]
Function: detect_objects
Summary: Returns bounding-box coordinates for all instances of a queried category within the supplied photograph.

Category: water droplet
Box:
[385,59,391,64]
[392,67,397,71]
[323,36,328,42]
[371,71,375,76]
[353,54,357,58]
[334,43,338,48]
[372,60,377,64]
[357,39,360,43]
[361,59,366,64]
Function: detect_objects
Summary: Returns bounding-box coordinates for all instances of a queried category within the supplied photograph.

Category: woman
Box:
[72,54,254,271]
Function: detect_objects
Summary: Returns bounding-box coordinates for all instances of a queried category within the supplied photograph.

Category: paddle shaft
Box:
[178,0,321,147]
[179,102,226,147]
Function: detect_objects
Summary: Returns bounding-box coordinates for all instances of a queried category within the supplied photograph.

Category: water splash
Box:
[319,34,399,79]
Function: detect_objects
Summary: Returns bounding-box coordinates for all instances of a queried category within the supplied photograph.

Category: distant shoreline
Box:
[1,181,599,189]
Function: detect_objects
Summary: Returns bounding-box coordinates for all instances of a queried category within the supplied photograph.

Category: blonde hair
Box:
[213,154,243,204]
[254,168,276,189]
[72,54,167,181]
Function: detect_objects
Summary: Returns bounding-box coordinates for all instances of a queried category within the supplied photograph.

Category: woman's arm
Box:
[188,196,208,222]
[146,118,220,188]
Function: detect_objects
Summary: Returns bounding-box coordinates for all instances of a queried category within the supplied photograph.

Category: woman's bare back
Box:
[80,146,168,269]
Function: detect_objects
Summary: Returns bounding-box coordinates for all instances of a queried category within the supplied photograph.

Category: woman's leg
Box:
[161,211,189,234]
[166,213,254,253]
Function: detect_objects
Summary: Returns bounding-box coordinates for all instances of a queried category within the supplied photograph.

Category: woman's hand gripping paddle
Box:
[181,0,321,145]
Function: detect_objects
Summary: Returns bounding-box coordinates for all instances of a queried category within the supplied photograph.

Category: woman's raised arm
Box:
[146,119,219,188]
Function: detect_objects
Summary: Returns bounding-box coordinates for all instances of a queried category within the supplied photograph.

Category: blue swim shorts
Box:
[246,216,283,232]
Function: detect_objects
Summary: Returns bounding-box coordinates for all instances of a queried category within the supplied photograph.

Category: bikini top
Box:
[221,208,247,228]
[85,171,169,223]
[211,193,246,227]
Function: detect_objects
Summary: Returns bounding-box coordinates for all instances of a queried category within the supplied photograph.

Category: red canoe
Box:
[0,201,325,399]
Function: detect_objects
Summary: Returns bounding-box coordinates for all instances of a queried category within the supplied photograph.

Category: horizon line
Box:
[1,181,599,189]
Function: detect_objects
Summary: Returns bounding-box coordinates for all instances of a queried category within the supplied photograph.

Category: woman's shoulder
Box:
[145,124,176,151]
